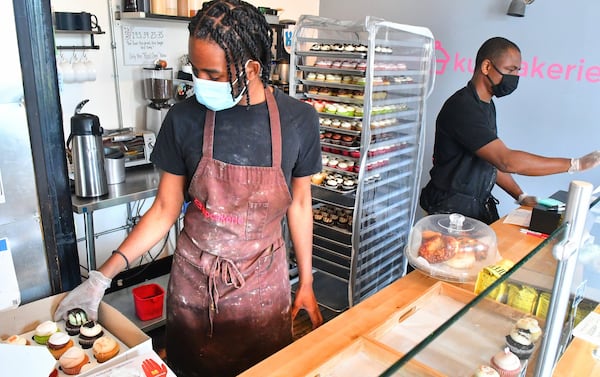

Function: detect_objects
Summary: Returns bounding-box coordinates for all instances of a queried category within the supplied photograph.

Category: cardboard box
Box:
[85,351,175,377]
[0,292,153,376]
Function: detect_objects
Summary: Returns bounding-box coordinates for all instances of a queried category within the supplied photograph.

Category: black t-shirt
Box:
[420,81,499,221]
[150,87,322,194]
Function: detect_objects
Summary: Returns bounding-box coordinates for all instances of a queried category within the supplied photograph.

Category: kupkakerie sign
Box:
[435,40,600,84]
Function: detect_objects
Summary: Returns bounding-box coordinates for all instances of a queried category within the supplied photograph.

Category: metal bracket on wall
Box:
[55,30,105,50]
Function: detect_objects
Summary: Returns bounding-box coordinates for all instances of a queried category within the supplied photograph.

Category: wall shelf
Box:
[116,11,191,22]
[55,29,105,50]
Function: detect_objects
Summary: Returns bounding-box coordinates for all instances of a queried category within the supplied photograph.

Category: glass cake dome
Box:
[406,213,500,282]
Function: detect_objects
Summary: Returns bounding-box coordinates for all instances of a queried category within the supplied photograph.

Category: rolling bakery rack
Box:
[289,15,435,312]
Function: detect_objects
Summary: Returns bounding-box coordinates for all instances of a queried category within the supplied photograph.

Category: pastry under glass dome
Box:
[406,213,501,282]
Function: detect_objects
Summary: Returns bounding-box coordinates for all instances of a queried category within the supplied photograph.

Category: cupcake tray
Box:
[312,203,353,239]
[311,182,357,195]
[297,65,365,77]
[303,81,365,92]
[311,181,357,196]
[16,320,130,376]
[296,50,368,60]
[321,140,360,152]
[320,124,361,136]
[306,92,365,106]
[318,111,363,121]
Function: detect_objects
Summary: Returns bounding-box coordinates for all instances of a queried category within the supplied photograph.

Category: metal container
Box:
[143,67,174,103]
[270,59,290,84]
[104,147,125,185]
[68,100,108,198]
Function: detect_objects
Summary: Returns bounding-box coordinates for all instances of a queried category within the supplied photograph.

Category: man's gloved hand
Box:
[569,151,600,173]
[53,270,111,321]
[517,193,538,207]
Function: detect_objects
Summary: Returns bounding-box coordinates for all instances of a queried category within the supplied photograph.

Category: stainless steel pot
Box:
[270,59,290,84]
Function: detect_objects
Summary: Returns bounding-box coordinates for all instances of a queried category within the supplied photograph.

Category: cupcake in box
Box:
[47,332,74,360]
[33,320,59,345]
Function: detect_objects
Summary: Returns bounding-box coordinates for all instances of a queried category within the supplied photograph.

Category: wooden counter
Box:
[240,215,597,376]
[553,304,600,377]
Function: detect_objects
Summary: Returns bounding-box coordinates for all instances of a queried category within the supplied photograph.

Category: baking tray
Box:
[296,50,368,59]
[298,65,365,76]
[303,81,364,92]
[304,337,443,377]
[304,338,399,377]
[320,125,361,136]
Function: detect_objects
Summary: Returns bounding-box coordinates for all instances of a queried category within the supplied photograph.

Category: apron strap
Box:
[208,256,245,336]
[202,110,216,158]
[264,87,283,168]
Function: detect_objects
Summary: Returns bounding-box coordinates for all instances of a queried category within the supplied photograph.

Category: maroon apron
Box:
[166,88,293,377]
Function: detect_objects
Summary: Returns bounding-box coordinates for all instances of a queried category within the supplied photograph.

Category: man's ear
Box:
[245,60,263,80]
[480,58,492,75]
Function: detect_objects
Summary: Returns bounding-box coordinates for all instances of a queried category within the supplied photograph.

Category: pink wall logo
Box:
[435,40,600,83]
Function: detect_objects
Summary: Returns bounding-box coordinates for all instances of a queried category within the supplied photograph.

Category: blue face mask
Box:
[192,69,247,111]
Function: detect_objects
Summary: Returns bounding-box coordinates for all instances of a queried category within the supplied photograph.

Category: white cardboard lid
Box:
[0,343,55,376]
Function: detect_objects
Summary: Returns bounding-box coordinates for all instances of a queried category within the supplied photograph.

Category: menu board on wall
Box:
[121,25,167,66]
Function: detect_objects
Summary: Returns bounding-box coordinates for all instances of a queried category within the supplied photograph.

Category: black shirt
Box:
[420,81,499,221]
[151,87,322,194]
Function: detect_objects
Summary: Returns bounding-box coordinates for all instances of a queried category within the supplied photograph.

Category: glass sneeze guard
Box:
[379,223,568,376]
[377,182,598,376]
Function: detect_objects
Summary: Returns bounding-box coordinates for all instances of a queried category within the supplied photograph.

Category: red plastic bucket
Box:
[132,283,165,321]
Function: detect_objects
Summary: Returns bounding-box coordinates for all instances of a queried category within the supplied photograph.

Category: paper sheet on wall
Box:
[0,238,21,311]
[121,25,168,66]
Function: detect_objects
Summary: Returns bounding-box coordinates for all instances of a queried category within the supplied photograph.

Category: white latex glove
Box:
[517,193,538,207]
[53,270,111,321]
[569,151,600,173]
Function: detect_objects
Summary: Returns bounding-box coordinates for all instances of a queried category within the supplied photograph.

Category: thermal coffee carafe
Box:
[67,99,108,198]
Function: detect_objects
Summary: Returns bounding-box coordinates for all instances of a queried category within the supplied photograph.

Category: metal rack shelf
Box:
[292,15,435,309]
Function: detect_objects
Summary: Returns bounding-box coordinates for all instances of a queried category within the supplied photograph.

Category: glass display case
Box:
[290,15,435,311]
[295,182,598,377]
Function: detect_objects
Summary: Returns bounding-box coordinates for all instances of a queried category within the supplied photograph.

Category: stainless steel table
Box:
[71,165,161,270]
[103,274,169,332]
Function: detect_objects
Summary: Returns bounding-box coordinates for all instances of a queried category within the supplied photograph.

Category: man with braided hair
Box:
[53,1,323,375]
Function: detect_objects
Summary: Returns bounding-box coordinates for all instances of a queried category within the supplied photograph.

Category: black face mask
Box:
[487,63,519,97]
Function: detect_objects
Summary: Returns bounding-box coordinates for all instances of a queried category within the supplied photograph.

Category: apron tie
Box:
[207,255,245,336]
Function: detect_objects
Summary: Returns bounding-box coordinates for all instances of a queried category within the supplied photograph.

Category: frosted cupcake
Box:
[505,328,534,360]
[490,347,521,377]
[506,317,542,360]
[473,365,500,377]
[515,317,542,342]
[4,334,29,345]
[33,320,59,345]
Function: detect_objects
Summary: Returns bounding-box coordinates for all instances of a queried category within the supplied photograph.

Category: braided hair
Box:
[188,0,273,105]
